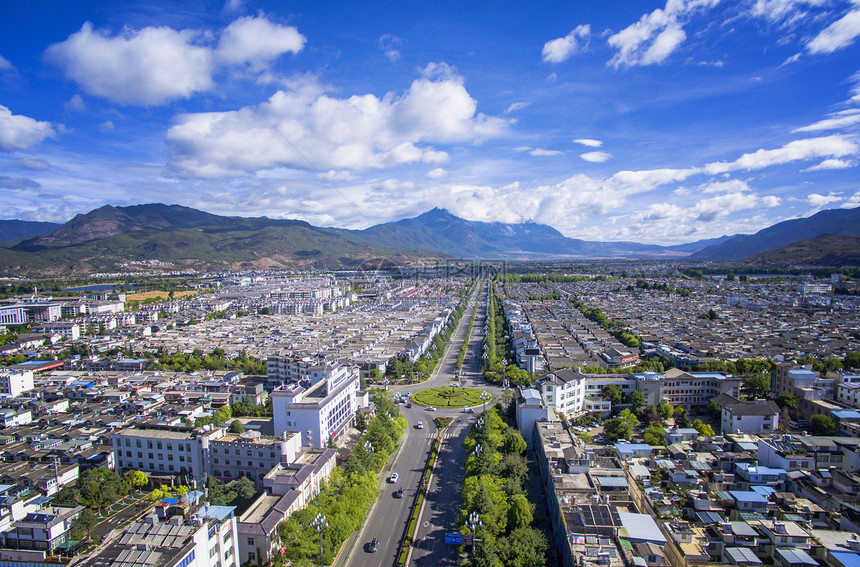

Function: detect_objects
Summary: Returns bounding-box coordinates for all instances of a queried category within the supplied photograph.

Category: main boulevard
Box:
[340,278,504,567]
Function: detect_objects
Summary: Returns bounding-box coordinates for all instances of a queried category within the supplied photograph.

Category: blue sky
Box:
[1,0,859,245]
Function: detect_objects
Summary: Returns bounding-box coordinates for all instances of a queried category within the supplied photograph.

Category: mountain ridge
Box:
[2,203,858,275]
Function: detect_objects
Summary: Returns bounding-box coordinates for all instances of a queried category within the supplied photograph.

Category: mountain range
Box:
[0,203,858,275]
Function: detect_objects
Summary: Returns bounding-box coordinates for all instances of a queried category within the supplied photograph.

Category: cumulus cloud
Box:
[794,108,860,132]
[505,102,530,114]
[318,170,357,182]
[166,65,509,176]
[607,0,720,68]
[426,167,447,179]
[378,34,402,62]
[841,188,860,208]
[0,105,55,151]
[216,16,305,65]
[639,180,780,226]
[807,3,860,54]
[530,148,562,157]
[803,158,854,170]
[704,135,859,173]
[806,191,843,208]
[45,16,305,106]
[542,25,591,63]
[580,151,611,162]
[574,138,603,147]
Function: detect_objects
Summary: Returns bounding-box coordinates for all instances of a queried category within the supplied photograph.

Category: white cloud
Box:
[0,176,41,189]
[749,0,828,25]
[574,138,603,147]
[318,170,357,182]
[0,105,55,151]
[608,0,720,68]
[426,167,447,179]
[45,22,215,106]
[704,134,859,173]
[64,94,86,113]
[803,158,854,170]
[807,4,860,54]
[217,16,305,65]
[166,66,508,176]
[0,54,14,72]
[505,102,530,114]
[14,158,49,171]
[378,34,402,62]
[45,17,305,106]
[806,191,843,207]
[98,120,115,132]
[639,180,780,226]
[542,25,591,63]
[794,109,860,132]
[580,151,611,162]
[531,148,562,157]
[841,188,860,208]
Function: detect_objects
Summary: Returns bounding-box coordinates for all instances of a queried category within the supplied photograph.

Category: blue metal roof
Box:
[730,490,768,503]
[831,551,860,567]
[596,477,629,487]
[617,511,666,544]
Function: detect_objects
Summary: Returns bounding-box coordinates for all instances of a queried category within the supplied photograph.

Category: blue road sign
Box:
[444,533,463,545]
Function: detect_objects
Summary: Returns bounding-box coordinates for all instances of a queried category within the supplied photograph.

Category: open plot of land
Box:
[126,290,197,302]
[411,386,487,408]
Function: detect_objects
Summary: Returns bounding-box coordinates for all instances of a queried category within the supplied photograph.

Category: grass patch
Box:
[411,387,488,408]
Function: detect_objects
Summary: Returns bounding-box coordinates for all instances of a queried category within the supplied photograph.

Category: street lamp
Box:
[311,513,328,566]
[481,392,491,413]
[466,511,482,558]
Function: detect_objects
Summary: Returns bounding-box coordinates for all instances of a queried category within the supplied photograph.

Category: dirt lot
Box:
[126,290,197,302]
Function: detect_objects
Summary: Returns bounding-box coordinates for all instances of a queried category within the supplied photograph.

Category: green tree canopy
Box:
[603,417,632,442]
[742,374,772,400]
[625,390,646,412]
[601,384,623,404]
[775,392,799,411]
[811,414,837,435]
[691,419,715,437]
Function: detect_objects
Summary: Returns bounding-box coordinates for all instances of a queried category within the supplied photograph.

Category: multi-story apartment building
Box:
[0,504,85,553]
[835,373,860,408]
[715,394,780,434]
[209,430,300,486]
[272,363,359,448]
[267,353,324,384]
[113,426,301,488]
[113,426,221,481]
[76,492,239,567]
[534,369,586,417]
[31,322,80,341]
[0,369,35,397]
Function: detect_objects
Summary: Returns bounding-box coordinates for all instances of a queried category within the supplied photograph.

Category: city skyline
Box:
[1,0,859,245]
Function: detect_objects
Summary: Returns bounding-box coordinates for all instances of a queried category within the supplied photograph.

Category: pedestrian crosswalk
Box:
[412,432,462,440]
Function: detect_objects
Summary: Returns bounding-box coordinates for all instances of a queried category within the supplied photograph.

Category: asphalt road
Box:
[341,278,496,567]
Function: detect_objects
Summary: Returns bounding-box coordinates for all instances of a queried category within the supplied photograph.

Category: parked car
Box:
[389,472,399,483]
[368,538,379,552]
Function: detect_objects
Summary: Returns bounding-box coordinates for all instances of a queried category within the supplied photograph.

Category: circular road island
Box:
[410,386,490,409]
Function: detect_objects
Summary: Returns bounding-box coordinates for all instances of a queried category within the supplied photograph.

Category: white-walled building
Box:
[76,492,239,567]
[272,363,359,448]
[715,394,780,434]
[0,369,34,397]
[31,322,80,341]
[533,368,586,417]
[113,426,302,489]
[515,387,549,448]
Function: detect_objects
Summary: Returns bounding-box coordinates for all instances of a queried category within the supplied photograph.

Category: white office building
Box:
[272,363,359,448]
[533,368,587,417]
[0,369,34,397]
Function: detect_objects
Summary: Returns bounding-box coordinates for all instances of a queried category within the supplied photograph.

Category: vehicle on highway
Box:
[368,538,379,552]
[394,487,404,498]
[389,472,399,483]
[417,421,424,429]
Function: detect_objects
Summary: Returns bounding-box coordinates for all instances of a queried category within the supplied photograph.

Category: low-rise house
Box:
[715,394,780,435]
